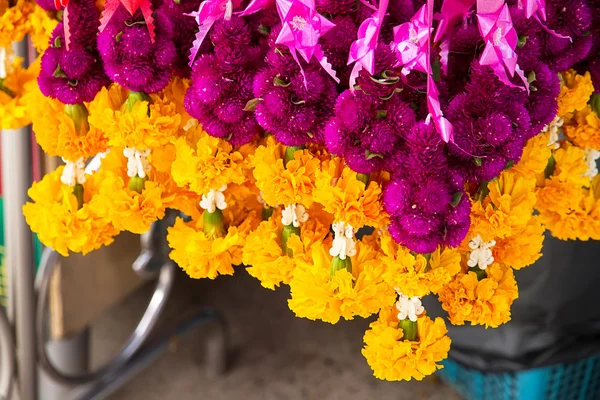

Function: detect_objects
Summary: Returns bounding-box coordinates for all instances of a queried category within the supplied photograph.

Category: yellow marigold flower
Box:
[563,105,600,151]
[27,5,58,52]
[28,88,109,161]
[171,134,247,196]
[470,170,538,242]
[438,264,518,328]
[243,209,331,290]
[0,56,40,129]
[288,239,395,324]
[362,308,451,382]
[552,141,590,187]
[313,157,388,229]
[23,167,120,256]
[536,178,597,240]
[379,231,461,297]
[557,70,594,118]
[251,136,322,207]
[87,84,181,150]
[167,193,260,280]
[167,217,246,279]
[493,216,545,269]
[512,132,552,179]
[0,0,34,47]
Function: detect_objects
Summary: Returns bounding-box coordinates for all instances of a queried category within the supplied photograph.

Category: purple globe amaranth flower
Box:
[390,121,448,178]
[384,172,471,254]
[36,0,56,11]
[97,5,176,93]
[524,62,560,134]
[446,62,531,183]
[316,0,355,15]
[185,16,267,145]
[185,54,261,146]
[159,0,206,78]
[354,43,401,98]
[38,21,110,104]
[254,58,338,146]
[445,22,481,97]
[320,15,357,85]
[324,90,415,173]
[534,0,592,72]
[211,16,265,74]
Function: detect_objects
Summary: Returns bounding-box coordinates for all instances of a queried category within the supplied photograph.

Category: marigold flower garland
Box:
[15,0,600,383]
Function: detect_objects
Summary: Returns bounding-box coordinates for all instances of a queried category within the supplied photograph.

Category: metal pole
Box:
[1,39,36,400]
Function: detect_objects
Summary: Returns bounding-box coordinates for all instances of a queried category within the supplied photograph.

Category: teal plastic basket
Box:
[438,355,600,400]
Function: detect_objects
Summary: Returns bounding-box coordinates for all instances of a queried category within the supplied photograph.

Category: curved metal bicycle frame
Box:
[35,246,176,386]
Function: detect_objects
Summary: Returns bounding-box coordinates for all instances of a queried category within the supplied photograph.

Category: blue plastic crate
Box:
[438,355,600,400]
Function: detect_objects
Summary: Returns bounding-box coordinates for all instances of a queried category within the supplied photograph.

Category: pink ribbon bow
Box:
[391,2,454,143]
[239,0,275,16]
[54,0,72,49]
[477,0,529,92]
[99,0,156,43]
[347,0,388,90]
[517,0,572,40]
[187,0,244,66]
[275,0,339,85]
[391,4,431,77]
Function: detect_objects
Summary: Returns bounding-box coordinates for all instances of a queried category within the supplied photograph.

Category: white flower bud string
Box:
[467,234,496,270]
[60,157,87,187]
[329,221,357,260]
[124,147,151,179]
[200,185,228,214]
[281,204,309,227]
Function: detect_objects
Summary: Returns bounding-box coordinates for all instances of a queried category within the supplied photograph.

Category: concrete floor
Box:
[91,268,462,400]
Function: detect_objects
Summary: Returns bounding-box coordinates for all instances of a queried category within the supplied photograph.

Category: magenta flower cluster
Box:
[39,0,600,254]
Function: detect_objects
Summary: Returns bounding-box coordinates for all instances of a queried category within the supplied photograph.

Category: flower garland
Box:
[16,0,600,383]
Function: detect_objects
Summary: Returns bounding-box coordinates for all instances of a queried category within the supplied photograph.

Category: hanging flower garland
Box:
[16,0,600,383]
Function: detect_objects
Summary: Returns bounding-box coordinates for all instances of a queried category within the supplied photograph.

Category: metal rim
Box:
[35,247,176,385]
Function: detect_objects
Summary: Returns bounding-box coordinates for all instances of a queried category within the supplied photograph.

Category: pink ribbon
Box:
[54,0,72,49]
[186,0,244,66]
[391,3,454,143]
[477,0,529,92]
[391,4,431,77]
[517,0,572,41]
[347,0,388,90]
[239,0,275,16]
[99,0,156,43]
[433,0,476,73]
[275,0,339,85]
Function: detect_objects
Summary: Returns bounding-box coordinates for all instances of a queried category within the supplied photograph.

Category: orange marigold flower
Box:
[512,132,552,179]
[251,137,323,208]
[438,264,518,328]
[379,230,461,297]
[0,56,40,130]
[564,105,600,151]
[552,141,590,187]
[313,157,388,229]
[362,308,451,381]
[557,70,594,118]
[288,239,395,324]
[23,167,120,256]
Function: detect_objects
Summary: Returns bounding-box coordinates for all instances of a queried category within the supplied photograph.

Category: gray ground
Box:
[92,268,462,400]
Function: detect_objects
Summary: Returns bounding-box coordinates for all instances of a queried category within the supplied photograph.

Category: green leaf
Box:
[504,160,515,170]
[53,65,67,78]
[376,110,388,119]
[473,157,483,167]
[365,150,383,160]
[517,35,528,48]
[125,19,146,27]
[451,191,464,207]
[273,76,291,87]
[115,31,124,42]
[244,98,260,112]
[545,155,556,179]
[53,36,62,48]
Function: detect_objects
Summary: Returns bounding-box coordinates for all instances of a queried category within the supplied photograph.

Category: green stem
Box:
[125,91,151,111]
[284,146,305,167]
[356,173,370,187]
[203,209,226,240]
[398,319,418,341]
[73,183,84,210]
[281,223,300,257]
[262,207,274,221]
[128,176,147,194]
[590,94,600,117]
[64,103,90,135]
[330,255,352,278]
[468,266,487,281]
